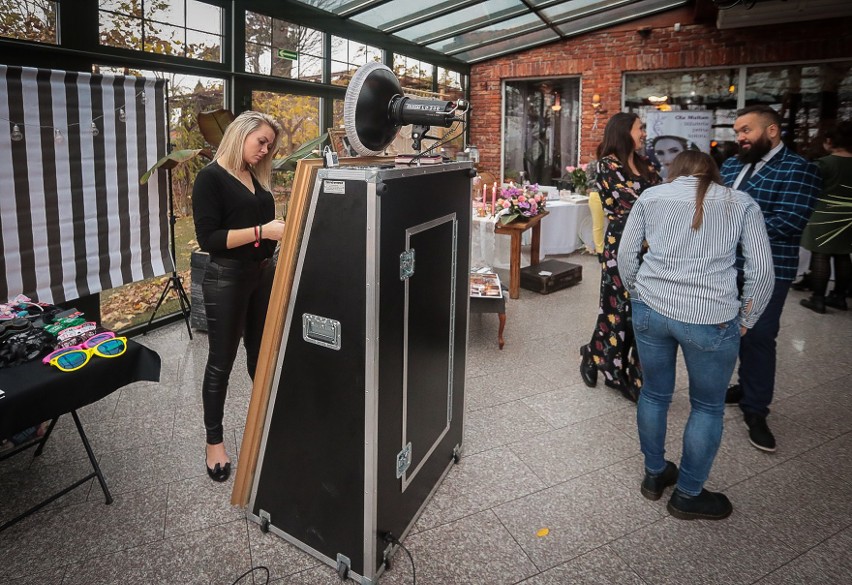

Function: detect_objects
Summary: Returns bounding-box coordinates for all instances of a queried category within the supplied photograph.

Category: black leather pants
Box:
[201,257,274,445]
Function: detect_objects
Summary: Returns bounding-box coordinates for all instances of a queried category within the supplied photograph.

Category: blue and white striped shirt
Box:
[619,177,775,328]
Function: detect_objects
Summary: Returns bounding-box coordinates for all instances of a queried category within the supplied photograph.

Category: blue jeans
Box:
[632,299,741,496]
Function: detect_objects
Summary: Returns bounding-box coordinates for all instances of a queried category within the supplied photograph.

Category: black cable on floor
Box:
[383,532,416,585]
[231,565,269,585]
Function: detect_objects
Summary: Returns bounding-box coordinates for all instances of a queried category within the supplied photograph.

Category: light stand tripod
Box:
[145,152,193,339]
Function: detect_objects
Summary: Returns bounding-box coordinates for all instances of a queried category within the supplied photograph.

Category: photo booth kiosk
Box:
[248,162,472,583]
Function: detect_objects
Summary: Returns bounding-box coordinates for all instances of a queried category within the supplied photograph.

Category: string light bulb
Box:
[11,124,23,141]
[54,128,64,144]
[119,107,127,122]
[141,91,147,105]
[90,121,100,137]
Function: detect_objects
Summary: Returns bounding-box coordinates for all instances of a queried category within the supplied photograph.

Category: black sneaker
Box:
[725,384,743,405]
[744,413,776,452]
[641,461,679,501]
[667,488,733,520]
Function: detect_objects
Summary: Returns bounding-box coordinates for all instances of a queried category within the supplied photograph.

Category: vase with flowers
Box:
[565,165,589,195]
[495,183,546,225]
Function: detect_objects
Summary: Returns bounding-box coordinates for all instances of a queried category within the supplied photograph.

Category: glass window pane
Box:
[624,69,740,169]
[186,30,221,62]
[298,54,323,82]
[331,35,349,62]
[291,0,352,13]
[245,11,271,45]
[0,0,58,44]
[187,0,221,35]
[447,28,558,62]
[365,45,382,64]
[331,61,356,86]
[426,13,544,54]
[100,11,143,50]
[100,0,137,17]
[746,62,852,156]
[148,0,185,26]
[353,0,504,31]
[394,0,526,42]
[272,19,301,53]
[246,42,272,75]
[542,0,628,21]
[144,21,185,56]
[504,77,581,186]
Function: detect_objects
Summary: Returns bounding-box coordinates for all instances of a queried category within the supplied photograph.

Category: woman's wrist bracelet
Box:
[259,223,263,242]
[253,225,260,248]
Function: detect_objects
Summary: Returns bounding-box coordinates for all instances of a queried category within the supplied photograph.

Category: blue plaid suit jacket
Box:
[720,147,822,281]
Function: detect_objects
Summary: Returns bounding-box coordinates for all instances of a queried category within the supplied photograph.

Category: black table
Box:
[470,284,508,349]
[0,339,160,532]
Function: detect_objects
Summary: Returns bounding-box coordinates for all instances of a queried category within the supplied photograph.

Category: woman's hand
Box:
[262,219,286,242]
[740,326,748,337]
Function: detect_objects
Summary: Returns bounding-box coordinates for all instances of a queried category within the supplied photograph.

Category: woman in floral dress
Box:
[579,113,660,401]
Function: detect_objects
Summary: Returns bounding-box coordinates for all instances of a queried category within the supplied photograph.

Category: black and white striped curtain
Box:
[0,65,173,304]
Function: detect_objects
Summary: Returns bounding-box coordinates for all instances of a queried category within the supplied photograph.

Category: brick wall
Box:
[470,8,852,175]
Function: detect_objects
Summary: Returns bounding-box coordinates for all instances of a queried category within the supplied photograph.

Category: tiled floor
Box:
[2,251,851,585]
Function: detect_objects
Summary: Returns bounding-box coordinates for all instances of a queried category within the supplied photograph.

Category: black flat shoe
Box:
[206,459,231,482]
[579,344,597,387]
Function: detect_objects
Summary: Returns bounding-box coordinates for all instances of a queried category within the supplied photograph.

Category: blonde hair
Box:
[213,111,282,192]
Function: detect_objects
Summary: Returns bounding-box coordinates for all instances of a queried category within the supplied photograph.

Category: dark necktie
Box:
[739,163,755,187]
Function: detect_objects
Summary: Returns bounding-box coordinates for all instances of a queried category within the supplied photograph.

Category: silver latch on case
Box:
[400,249,415,280]
[302,314,342,350]
[396,442,412,478]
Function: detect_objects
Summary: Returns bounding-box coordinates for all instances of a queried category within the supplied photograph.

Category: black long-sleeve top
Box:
[192,162,276,261]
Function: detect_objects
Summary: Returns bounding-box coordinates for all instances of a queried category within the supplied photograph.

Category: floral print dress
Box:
[586,155,660,394]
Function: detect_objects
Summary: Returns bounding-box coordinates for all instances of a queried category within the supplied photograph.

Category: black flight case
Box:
[247,162,473,584]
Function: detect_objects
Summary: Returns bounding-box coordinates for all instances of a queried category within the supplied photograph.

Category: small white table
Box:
[540,199,593,256]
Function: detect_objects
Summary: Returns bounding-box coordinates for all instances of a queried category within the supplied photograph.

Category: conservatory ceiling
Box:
[291,0,691,64]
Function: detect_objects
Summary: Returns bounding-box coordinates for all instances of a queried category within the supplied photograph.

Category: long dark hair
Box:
[667,151,723,230]
[596,112,653,180]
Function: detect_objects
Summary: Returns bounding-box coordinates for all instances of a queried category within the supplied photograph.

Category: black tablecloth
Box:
[0,340,160,438]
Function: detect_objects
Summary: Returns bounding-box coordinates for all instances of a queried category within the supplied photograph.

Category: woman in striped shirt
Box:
[619,151,774,520]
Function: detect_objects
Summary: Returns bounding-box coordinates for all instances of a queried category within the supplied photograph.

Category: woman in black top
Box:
[193,111,285,482]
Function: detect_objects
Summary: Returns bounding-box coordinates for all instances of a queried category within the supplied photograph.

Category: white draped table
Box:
[470,197,593,270]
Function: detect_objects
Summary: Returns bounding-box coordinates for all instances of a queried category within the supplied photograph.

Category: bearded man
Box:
[720,105,822,452]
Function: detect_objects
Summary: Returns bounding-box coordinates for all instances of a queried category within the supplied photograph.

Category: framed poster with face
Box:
[645,111,713,179]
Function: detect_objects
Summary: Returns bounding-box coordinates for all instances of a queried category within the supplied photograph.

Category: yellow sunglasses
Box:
[43,335,128,372]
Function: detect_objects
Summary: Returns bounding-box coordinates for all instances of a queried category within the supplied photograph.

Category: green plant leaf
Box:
[198,109,235,148]
[139,148,213,184]
[272,132,329,172]
[499,212,520,225]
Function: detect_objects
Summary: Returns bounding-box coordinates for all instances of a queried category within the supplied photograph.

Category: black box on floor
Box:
[520,259,582,294]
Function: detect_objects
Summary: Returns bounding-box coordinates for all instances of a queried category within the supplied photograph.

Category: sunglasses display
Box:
[42,332,127,372]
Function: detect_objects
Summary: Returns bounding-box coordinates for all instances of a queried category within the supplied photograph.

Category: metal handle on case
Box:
[302,314,341,350]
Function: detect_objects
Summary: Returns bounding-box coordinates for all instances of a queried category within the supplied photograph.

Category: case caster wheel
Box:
[260,517,270,534]
[337,564,349,580]
[453,452,461,464]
